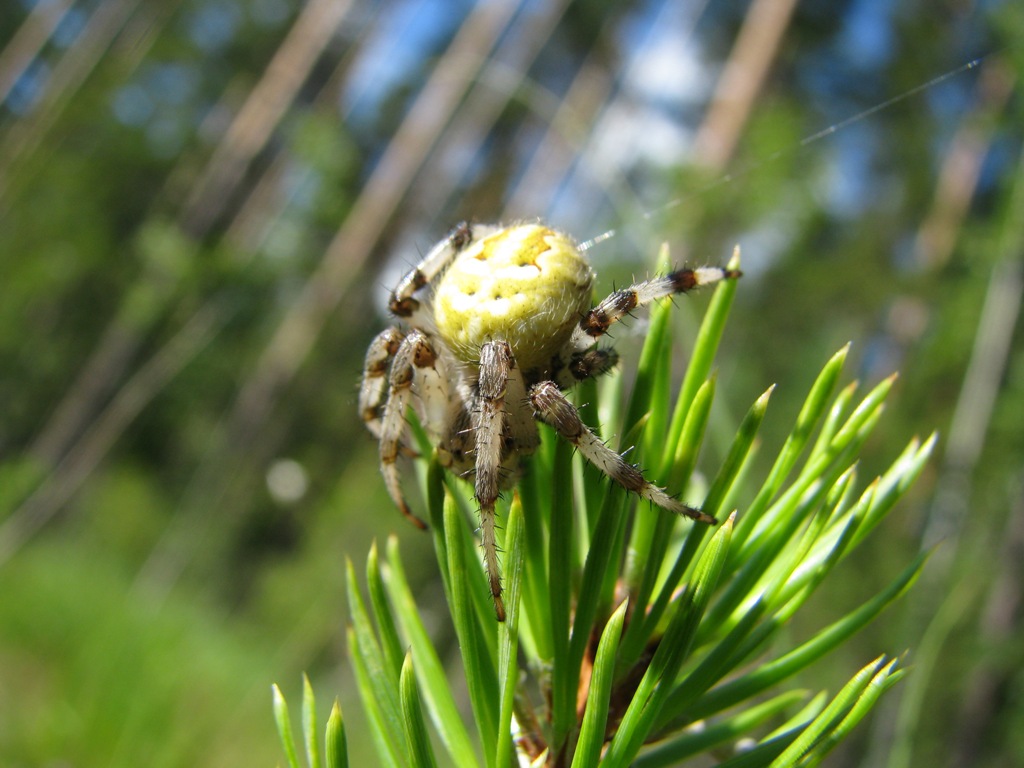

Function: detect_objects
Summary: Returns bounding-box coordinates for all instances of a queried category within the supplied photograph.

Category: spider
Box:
[360,222,741,620]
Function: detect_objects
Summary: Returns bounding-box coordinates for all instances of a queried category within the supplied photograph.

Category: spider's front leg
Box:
[474,340,514,621]
[530,380,716,525]
[569,256,742,350]
[388,221,475,317]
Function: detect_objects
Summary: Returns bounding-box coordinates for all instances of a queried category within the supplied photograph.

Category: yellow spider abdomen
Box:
[433,224,594,371]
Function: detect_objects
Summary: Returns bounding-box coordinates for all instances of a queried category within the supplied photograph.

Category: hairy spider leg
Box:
[360,327,405,437]
[552,347,621,389]
[568,259,743,352]
[529,380,716,524]
[389,221,480,317]
[378,330,443,530]
[474,340,513,621]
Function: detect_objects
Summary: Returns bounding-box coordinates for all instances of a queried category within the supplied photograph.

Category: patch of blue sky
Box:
[798,0,896,115]
[837,0,894,70]
[619,6,707,173]
[111,60,200,130]
[187,0,243,53]
[925,73,975,123]
[147,62,200,106]
[6,59,49,115]
[52,6,86,47]
[818,121,879,220]
[976,135,1016,197]
[339,0,466,125]
[112,84,155,126]
[548,0,707,240]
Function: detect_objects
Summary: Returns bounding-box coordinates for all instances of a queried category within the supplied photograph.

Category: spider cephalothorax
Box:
[360,222,741,620]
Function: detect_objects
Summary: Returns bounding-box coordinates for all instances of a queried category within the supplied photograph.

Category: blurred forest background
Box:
[0,0,1021,765]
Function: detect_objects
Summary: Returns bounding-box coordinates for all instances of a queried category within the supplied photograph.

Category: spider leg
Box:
[529,380,716,525]
[379,330,442,530]
[569,259,742,350]
[474,340,514,621]
[389,221,479,317]
[553,347,620,388]
[360,327,405,437]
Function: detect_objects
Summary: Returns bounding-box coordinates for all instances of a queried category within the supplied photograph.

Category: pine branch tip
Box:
[727,244,742,270]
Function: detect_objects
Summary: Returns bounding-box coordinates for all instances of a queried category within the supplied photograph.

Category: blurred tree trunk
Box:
[691,0,799,171]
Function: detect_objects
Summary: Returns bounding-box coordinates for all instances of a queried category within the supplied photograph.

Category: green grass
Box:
[0,539,280,768]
